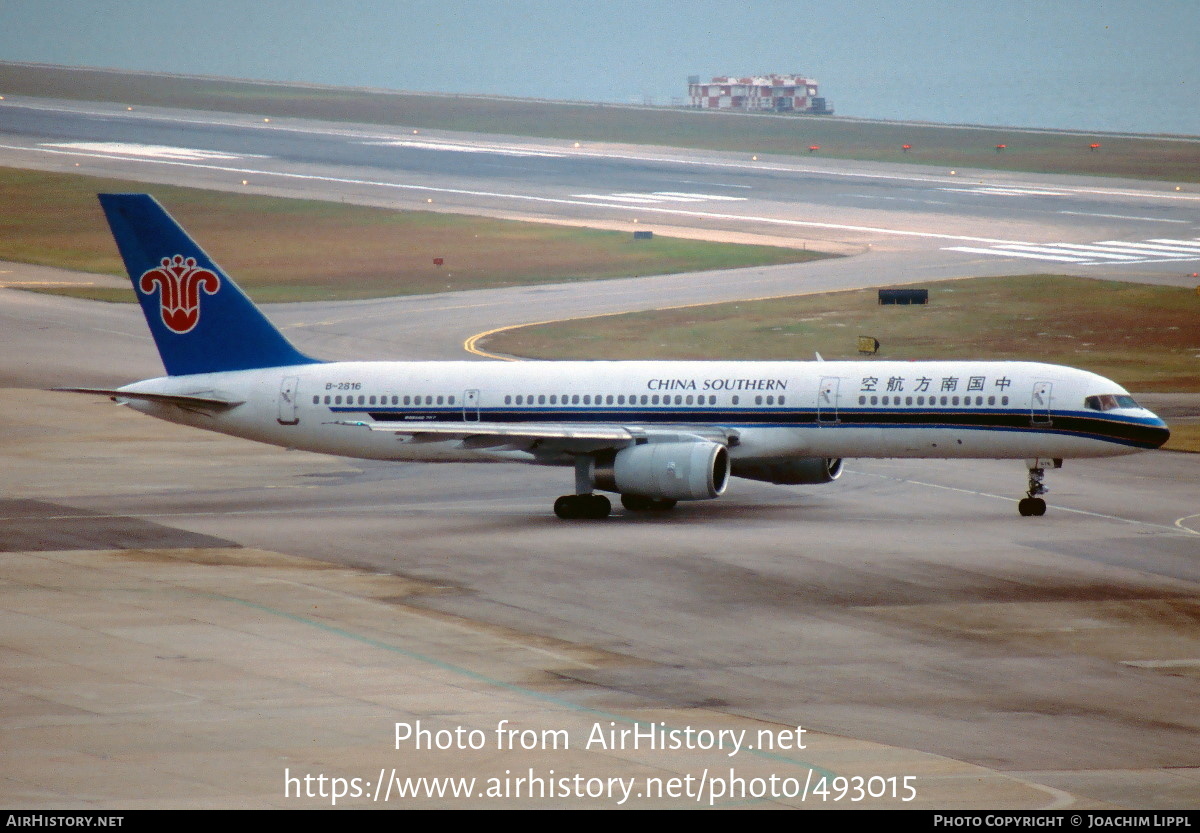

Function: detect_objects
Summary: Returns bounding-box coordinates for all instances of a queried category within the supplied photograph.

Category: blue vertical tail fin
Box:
[99,193,321,376]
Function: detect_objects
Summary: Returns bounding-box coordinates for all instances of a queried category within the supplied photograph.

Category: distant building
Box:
[687,74,832,114]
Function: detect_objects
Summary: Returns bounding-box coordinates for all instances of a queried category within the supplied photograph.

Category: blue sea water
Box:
[1,0,1196,136]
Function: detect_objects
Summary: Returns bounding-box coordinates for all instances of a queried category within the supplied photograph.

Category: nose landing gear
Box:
[1018,458,1061,517]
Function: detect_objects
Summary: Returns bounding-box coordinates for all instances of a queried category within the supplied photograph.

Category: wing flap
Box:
[334,419,634,442]
[334,420,739,455]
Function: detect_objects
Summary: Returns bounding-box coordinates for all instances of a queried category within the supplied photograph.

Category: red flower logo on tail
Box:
[138,255,221,334]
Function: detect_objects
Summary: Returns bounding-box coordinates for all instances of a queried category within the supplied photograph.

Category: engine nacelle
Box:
[595,441,730,500]
[732,457,843,485]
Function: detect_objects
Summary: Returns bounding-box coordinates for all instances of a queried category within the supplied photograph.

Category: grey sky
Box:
[1,1,1196,134]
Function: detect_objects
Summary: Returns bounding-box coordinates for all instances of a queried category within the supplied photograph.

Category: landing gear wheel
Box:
[1017,497,1047,517]
[554,494,611,520]
[620,494,678,512]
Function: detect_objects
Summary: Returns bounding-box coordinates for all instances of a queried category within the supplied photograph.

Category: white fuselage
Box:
[118,358,1169,466]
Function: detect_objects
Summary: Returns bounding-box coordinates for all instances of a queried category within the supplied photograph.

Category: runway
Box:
[1,96,1198,809]
[4,95,1200,266]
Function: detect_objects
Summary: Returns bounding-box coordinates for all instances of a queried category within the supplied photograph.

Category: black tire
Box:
[621,494,654,511]
[621,494,677,512]
[585,494,612,519]
[1018,497,1047,517]
[554,494,611,520]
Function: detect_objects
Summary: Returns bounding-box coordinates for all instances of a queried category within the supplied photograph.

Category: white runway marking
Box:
[363,140,565,158]
[1058,211,1190,224]
[939,186,1071,197]
[13,100,1200,206]
[945,236,1200,265]
[0,142,1037,245]
[41,141,267,161]
[571,191,748,204]
[852,469,1195,537]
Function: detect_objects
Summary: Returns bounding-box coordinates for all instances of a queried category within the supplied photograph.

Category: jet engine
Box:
[732,457,843,485]
[594,441,730,500]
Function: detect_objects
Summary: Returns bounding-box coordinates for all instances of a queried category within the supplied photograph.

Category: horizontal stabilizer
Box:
[54,387,244,411]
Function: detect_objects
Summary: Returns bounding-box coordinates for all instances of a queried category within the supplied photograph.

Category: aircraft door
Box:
[463,389,480,422]
[1031,381,1053,426]
[817,376,840,424]
[277,376,300,426]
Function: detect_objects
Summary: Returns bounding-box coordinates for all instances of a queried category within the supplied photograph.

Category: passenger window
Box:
[870,395,878,405]
[538,395,546,405]
[732,396,739,405]
[859,395,866,405]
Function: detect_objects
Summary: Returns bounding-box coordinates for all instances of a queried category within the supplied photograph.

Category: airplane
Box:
[62,194,1170,520]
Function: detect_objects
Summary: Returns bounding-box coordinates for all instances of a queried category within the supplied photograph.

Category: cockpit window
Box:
[1085,394,1139,411]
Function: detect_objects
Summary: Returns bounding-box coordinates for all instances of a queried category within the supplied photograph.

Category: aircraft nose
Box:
[1145,415,1171,449]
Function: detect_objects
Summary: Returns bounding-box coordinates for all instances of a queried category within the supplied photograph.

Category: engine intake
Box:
[595,441,730,500]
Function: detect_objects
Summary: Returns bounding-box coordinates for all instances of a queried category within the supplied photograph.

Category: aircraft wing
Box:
[334,419,736,452]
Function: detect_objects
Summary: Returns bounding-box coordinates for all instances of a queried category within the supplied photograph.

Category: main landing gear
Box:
[553,492,678,519]
[554,456,681,519]
[555,455,612,519]
[1018,458,1061,517]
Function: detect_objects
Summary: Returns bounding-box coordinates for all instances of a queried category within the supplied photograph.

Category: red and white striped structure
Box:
[687,74,825,113]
